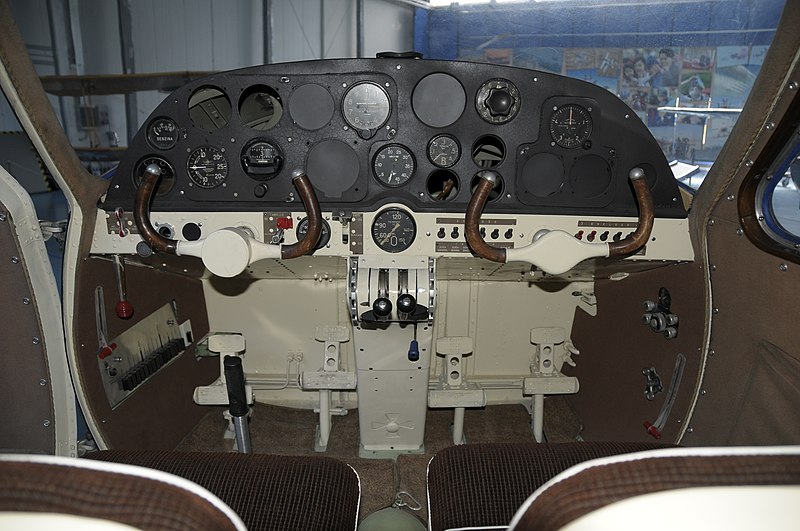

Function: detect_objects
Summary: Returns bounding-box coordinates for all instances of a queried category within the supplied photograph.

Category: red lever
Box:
[276,217,294,230]
[98,342,118,360]
[113,255,133,320]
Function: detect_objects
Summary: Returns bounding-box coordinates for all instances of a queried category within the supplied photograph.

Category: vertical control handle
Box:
[223,355,251,453]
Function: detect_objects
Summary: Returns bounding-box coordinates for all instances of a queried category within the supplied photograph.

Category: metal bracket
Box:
[642,366,663,401]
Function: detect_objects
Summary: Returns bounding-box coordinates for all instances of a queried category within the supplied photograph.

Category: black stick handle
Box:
[224,355,249,417]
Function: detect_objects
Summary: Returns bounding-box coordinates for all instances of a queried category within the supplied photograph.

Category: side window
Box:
[757,132,800,247]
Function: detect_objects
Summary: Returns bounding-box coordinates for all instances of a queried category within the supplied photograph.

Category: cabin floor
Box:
[176,398,582,523]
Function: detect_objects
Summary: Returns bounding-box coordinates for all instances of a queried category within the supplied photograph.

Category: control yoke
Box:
[134,165,322,277]
[465,168,655,274]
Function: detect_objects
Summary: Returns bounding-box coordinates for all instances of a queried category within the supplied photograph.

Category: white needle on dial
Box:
[380,222,401,244]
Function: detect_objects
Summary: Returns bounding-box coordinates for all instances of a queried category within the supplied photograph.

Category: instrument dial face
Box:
[342,82,391,131]
[146,117,179,150]
[371,208,416,253]
[187,146,228,189]
[373,144,415,187]
[427,134,461,168]
[133,156,176,196]
[550,104,593,149]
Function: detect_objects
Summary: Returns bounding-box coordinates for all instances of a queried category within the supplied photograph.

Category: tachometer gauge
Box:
[146,117,179,150]
[187,146,228,189]
[371,208,416,253]
[550,104,593,149]
[342,82,391,131]
[427,134,460,168]
[133,156,175,196]
[373,144,415,187]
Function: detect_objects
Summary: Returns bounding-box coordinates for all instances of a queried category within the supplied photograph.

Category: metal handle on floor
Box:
[224,355,252,453]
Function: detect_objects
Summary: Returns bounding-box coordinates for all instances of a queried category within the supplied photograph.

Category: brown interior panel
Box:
[0,209,55,454]
[566,262,705,443]
[73,257,215,449]
[685,219,800,445]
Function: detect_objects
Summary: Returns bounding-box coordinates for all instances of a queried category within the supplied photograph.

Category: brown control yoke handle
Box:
[133,165,322,277]
[465,167,654,274]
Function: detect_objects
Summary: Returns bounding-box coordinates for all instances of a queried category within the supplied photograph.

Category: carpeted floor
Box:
[176,397,581,524]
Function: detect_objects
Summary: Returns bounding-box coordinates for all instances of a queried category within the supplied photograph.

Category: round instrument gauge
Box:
[187,146,228,189]
[342,82,391,131]
[427,134,460,168]
[146,117,179,150]
[296,217,332,251]
[373,144,415,187]
[550,104,593,149]
[133,156,176,196]
[371,208,416,253]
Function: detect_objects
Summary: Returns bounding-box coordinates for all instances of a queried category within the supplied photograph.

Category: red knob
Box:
[98,342,118,360]
[643,420,661,439]
[115,300,134,319]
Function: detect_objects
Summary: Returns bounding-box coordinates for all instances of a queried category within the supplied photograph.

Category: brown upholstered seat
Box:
[426,441,674,531]
[86,450,361,531]
[0,454,245,530]
[508,446,800,531]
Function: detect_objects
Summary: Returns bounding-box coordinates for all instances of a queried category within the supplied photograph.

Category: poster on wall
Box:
[514,47,564,74]
[564,48,620,93]
[712,46,756,108]
[622,48,680,89]
[484,48,513,65]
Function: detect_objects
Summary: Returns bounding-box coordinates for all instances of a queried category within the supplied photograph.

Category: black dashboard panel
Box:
[103,58,686,219]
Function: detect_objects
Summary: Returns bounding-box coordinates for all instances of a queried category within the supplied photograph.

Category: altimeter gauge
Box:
[187,146,228,189]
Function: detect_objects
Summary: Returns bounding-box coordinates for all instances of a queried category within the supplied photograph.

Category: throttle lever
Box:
[224,355,252,453]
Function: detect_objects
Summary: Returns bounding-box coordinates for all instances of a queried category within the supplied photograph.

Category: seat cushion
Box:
[86,451,360,531]
[426,441,674,531]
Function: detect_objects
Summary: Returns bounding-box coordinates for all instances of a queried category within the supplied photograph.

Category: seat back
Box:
[0,454,245,530]
[509,446,800,531]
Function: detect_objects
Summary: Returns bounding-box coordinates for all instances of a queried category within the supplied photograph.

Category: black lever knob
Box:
[486,88,513,117]
[397,293,417,315]
[373,297,393,318]
[224,355,249,418]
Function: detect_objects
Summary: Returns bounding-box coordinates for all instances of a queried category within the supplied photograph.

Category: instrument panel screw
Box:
[396,64,402,70]
[32,337,40,345]
[710,264,716,271]
[624,114,630,119]
[709,349,715,356]
[42,420,51,427]
[686,427,694,433]
[745,160,754,167]
[23,297,31,304]
[708,219,714,226]
[766,122,775,130]
[39,379,47,386]
[790,81,799,90]
[713,308,719,314]
[700,389,706,396]
[11,256,19,264]
[779,263,788,272]
[0,212,6,221]
[726,194,734,201]
[736,228,743,236]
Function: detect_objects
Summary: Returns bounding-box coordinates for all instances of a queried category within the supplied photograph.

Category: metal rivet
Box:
[710,264,716,271]
[709,349,715,356]
[780,263,788,272]
[745,160,754,167]
[726,194,734,201]
[766,122,775,130]
[700,389,707,396]
[708,219,715,226]
[23,297,31,304]
[0,212,6,221]
[42,420,51,427]
[39,379,47,386]
[624,114,630,119]
[686,427,694,433]
[736,228,743,236]
[32,337,40,345]
[11,256,19,264]
[790,81,799,90]
[713,308,719,314]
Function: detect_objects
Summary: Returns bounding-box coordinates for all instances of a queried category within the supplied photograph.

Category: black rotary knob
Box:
[396,293,417,315]
[486,88,513,117]
[373,297,393,318]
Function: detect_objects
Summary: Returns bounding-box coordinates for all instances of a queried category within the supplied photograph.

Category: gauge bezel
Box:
[146,117,179,151]
[371,208,417,253]
[186,145,229,189]
[342,81,392,132]
[372,144,416,187]
[296,217,332,251]
[427,134,461,168]
[549,104,593,149]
